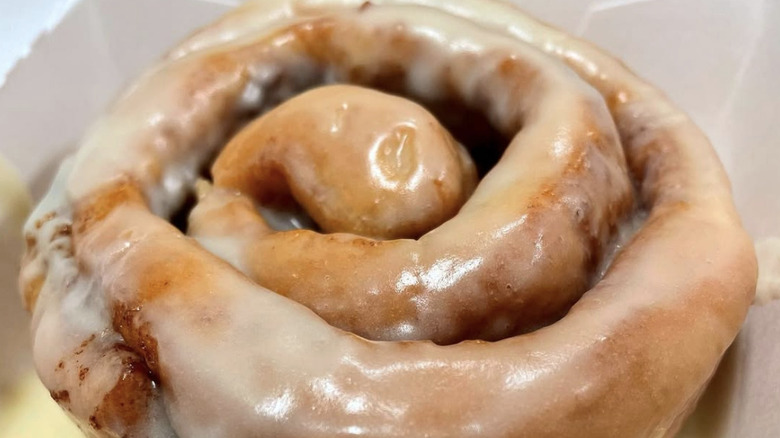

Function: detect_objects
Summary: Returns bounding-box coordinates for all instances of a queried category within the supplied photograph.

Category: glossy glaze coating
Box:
[21,1,756,437]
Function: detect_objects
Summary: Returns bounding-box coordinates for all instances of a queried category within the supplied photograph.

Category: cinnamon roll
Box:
[21,1,757,437]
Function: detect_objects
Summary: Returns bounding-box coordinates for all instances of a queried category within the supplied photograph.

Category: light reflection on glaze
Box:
[330,102,349,134]
[420,256,483,291]
[368,123,424,192]
[394,270,418,291]
[344,397,368,414]
[531,233,544,266]
[254,390,296,420]
[345,425,365,434]
[503,365,551,391]
[491,214,528,239]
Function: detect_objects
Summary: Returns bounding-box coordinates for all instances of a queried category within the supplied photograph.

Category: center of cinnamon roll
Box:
[178,15,636,344]
[211,84,477,239]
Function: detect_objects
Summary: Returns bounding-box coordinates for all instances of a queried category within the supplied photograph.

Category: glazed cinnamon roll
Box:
[21,1,757,437]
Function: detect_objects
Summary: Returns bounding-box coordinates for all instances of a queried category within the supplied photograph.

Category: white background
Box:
[0,0,77,85]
